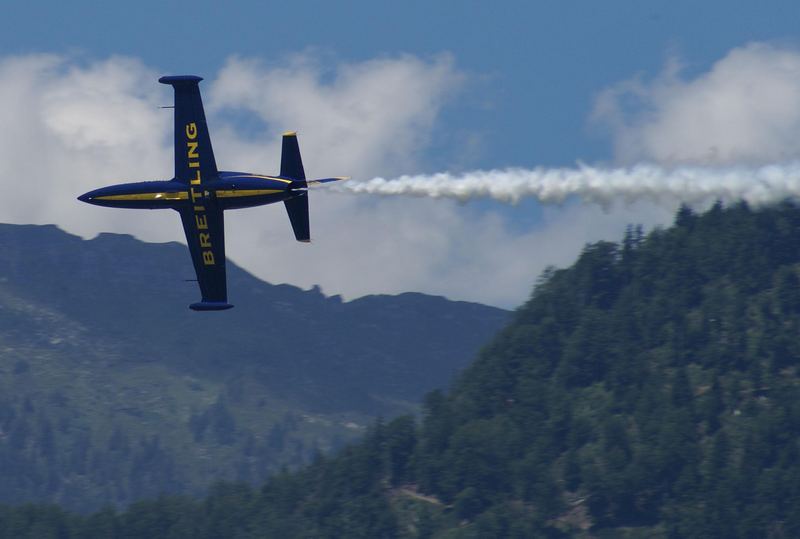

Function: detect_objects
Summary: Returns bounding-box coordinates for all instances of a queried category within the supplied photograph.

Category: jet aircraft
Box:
[78,75,345,311]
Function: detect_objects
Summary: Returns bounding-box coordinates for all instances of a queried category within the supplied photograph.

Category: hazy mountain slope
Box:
[0,223,508,511]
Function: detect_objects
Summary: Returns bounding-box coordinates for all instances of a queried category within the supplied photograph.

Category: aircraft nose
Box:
[77,190,99,204]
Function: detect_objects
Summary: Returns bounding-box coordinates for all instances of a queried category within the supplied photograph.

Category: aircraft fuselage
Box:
[78,172,303,211]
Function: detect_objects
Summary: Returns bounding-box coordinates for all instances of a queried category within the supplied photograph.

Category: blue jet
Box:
[78,75,346,311]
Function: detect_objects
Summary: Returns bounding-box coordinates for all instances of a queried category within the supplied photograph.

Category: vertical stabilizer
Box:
[281,132,310,241]
[285,193,310,242]
[280,131,306,181]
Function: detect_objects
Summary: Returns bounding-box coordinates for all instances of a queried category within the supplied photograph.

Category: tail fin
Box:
[280,131,306,182]
[281,132,310,242]
[285,193,310,242]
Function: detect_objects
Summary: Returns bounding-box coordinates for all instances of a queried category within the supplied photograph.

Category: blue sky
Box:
[7,1,798,167]
[1,1,799,306]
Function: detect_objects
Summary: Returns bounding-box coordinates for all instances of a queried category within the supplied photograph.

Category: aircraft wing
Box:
[159,75,218,184]
[178,206,231,310]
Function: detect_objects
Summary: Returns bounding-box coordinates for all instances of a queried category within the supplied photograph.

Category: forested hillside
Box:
[5,201,800,538]
[0,224,508,512]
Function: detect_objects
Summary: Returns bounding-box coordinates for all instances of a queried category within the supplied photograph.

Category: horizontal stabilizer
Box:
[190,301,234,311]
[307,177,350,185]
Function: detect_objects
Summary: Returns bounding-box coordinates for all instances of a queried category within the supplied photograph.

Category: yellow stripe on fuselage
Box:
[95,192,188,201]
[215,189,284,198]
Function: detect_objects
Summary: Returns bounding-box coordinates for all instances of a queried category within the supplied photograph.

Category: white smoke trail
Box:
[338,163,800,207]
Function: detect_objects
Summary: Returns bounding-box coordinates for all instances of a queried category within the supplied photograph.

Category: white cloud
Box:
[0,52,688,308]
[195,54,670,307]
[0,54,176,241]
[224,194,672,307]
[593,42,800,166]
[207,54,462,178]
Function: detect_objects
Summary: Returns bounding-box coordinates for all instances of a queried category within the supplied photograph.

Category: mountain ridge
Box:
[0,222,509,511]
